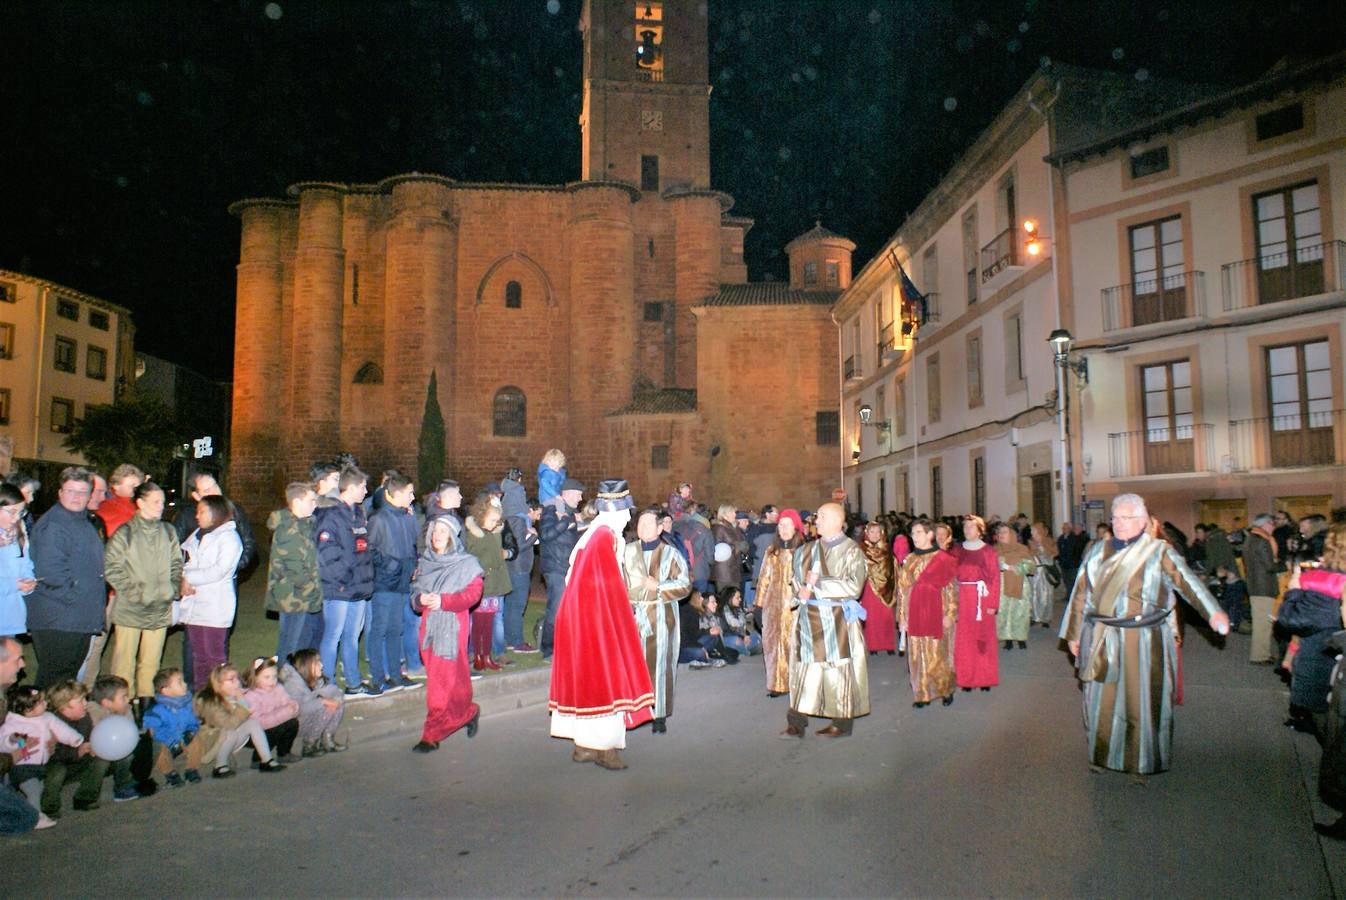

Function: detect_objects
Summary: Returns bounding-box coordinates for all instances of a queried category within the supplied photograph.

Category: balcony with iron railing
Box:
[1107,423,1215,478]
[843,355,860,382]
[923,291,941,323]
[878,321,895,362]
[1221,240,1346,311]
[979,227,1022,292]
[1101,271,1206,332]
[1227,409,1346,471]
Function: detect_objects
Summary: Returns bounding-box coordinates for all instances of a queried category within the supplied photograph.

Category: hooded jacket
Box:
[265,508,322,614]
[105,515,183,630]
[368,502,419,593]
[179,521,243,628]
[313,501,375,600]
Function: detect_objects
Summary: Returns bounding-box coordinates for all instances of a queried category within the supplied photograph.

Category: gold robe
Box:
[789,536,870,720]
[755,541,798,694]
[896,549,958,703]
[621,541,690,720]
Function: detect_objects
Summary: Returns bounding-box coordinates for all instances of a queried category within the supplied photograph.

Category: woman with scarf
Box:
[896,519,957,707]
[951,515,1000,691]
[1027,522,1058,628]
[410,517,484,753]
[859,521,897,655]
[993,523,1036,651]
[753,508,804,698]
[548,480,654,770]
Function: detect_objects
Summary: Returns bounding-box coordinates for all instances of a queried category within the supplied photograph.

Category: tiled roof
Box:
[785,221,855,253]
[699,282,841,307]
[609,388,698,416]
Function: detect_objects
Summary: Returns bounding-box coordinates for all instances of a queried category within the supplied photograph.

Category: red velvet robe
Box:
[951,543,1000,688]
[415,574,484,743]
[548,526,654,727]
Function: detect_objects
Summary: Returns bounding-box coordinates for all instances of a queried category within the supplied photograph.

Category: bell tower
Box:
[579,0,711,192]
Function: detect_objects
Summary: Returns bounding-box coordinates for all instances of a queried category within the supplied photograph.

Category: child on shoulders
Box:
[537,449,567,506]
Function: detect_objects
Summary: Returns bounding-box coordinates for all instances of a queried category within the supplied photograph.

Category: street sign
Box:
[193,436,213,459]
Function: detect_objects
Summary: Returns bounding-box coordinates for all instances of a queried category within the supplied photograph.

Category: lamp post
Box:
[1048,328,1073,530]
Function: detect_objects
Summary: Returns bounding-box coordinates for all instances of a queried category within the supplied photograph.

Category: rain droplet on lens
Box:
[777,146,792,161]
[116,176,129,188]
[1039,55,1051,68]
[1135,68,1149,82]
[553,66,564,78]
[944,96,958,111]
[791,71,802,83]
[1007,38,1021,53]
[136,91,153,106]
[803,65,817,81]
[1157,8,1170,21]
[264,2,283,20]
[546,0,561,14]
[868,8,881,24]
[1019,21,1029,33]
[975,20,990,36]
[956,34,973,53]
[1112,47,1124,60]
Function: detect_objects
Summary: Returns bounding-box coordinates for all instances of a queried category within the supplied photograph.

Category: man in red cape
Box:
[548,479,653,770]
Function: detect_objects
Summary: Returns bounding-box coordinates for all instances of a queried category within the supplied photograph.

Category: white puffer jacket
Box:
[179,521,243,628]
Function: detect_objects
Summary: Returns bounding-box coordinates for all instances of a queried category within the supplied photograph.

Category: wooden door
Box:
[1198,499,1248,534]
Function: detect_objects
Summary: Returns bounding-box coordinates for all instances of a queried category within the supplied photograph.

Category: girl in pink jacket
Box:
[242,657,300,766]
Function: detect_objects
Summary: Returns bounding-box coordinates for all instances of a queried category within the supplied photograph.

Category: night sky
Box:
[4,0,1344,379]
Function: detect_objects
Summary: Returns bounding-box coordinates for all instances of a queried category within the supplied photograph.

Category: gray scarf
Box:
[411,536,483,660]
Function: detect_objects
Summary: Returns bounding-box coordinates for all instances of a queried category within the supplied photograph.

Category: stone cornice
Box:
[284,180,349,198]
[564,179,643,201]
[227,197,298,217]
[0,268,134,317]
[662,187,734,211]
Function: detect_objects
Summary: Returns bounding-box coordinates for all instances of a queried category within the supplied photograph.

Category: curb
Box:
[340,666,554,747]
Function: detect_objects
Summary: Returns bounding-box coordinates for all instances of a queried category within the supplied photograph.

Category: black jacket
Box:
[368,504,418,593]
[313,501,375,600]
[26,504,107,634]
[539,501,580,576]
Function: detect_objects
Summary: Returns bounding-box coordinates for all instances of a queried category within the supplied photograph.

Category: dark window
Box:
[505,281,522,309]
[972,456,985,518]
[815,410,839,446]
[803,262,818,285]
[86,346,107,380]
[493,386,527,437]
[651,444,670,469]
[931,464,943,519]
[1255,103,1304,142]
[56,298,79,320]
[51,397,74,433]
[0,322,12,359]
[351,263,360,306]
[353,362,383,384]
[88,309,109,330]
[0,281,15,304]
[0,388,9,425]
[54,336,76,372]
[825,261,840,286]
[643,301,665,322]
[1129,146,1170,179]
[641,155,659,192]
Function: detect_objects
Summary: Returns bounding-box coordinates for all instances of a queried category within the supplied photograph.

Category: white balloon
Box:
[713,542,733,563]
[90,715,139,761]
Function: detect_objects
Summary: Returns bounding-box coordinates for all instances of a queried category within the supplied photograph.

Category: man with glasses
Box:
[1061,493,1229,777]
[26,468,108,689]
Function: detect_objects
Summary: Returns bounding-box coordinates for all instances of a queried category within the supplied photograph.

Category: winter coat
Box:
[675,515,713,586]
[501,480,538,578]
[463,516,512,597]
[105,515,182,630]
[264,509,322,614]
[179,522,243,628]
[25,504,107,634]
[0,710,84,765]
[243,683,299,730]
[539,500,580,576]
[536,463,565,505]
[1203,527,1237,575]
[94,494,136,539]
[193,695,251,763]
[142,691,200,747]
[711,521,744,589]
[313,501,375,600]
[0,537,35,635]
[174,498,256,572]
[1244,530,1280,597]
[368,503,419,593]
[279,662,343,717]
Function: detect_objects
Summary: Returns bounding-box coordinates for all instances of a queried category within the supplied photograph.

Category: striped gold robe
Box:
[789,536,870,720]
[755,542,799,694]
[1061,532,1222,774]
[622,541,690,720]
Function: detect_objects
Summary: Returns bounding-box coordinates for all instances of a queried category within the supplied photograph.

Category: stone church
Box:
[228,0,848,515]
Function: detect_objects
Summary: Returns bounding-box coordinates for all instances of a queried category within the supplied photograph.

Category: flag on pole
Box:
[896,260,929,326]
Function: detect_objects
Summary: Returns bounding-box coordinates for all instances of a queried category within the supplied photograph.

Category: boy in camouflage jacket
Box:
[267,483,323,660]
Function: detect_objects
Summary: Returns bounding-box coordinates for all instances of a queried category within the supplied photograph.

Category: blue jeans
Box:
[541,572,566,658]
[504,570,531,647]
[321,597,369,688]
[276,611,323,661]
[722,632,761,655]
[367,591,407,686]
[0,784,38,834]
[678,645,710,664]
[401,601,424,675]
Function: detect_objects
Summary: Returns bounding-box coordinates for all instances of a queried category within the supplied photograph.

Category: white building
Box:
[0,270,135,470]
[1050,53,1346,532]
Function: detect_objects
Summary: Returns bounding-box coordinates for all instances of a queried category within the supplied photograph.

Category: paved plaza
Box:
[11,623,1345,898]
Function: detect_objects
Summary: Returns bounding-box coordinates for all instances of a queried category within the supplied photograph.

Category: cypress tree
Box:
[417,370,446,491]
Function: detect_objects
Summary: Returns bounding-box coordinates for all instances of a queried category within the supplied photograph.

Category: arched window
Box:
[493,386,526,436]
[353,362,384,384]
[505,280,522,309]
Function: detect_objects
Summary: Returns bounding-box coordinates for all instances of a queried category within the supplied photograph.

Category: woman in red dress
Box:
[859,521,897,654]
[548,479,654,770]
[410,517,484,753]
[951,515,1000,691]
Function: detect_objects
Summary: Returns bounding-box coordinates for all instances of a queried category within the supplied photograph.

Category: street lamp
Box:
[858,403,891,435]
[1047,329,1088,528]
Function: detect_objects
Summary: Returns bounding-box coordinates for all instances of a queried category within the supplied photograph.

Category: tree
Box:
[64,394,182,480]
[417,370,446,493]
